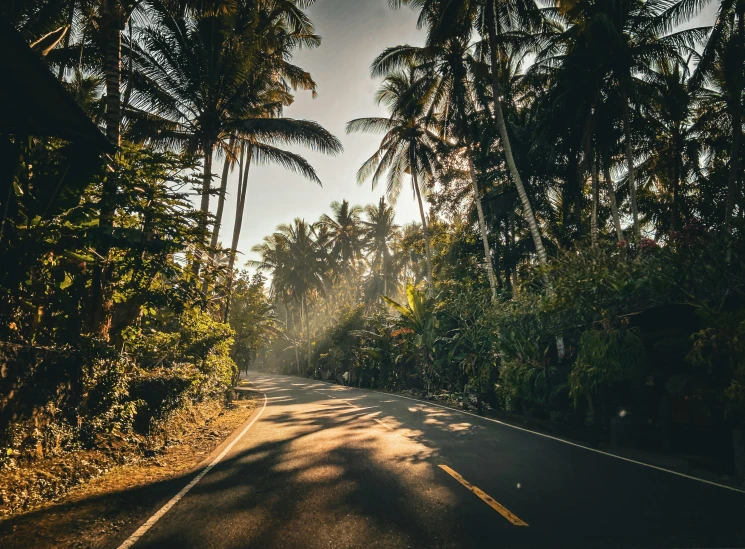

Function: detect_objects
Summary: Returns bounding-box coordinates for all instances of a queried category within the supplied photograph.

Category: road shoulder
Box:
[0,392,259,549]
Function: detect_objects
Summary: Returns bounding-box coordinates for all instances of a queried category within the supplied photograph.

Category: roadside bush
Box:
[569,326,646,417]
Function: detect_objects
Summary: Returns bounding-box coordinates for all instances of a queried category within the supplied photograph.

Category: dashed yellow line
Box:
[438,465,528,527]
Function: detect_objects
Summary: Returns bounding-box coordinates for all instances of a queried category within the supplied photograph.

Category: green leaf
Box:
[59,273,73,290]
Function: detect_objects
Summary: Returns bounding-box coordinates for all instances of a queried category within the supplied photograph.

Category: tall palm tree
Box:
[222,125,341,317]
[390,0,551,271]
[551,0,708,239]
[636,59,702,234]
[126,2,339,275]
[347,68,440,289]
[252,219,329,373]
[692,0,745,244]
[363,197,399,298]
[372,36,500,299]
[317,200,366,278]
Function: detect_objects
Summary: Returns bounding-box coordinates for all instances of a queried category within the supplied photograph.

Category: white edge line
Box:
[117,393,269,549]
[288,375,745,495]
[388,391,745,495]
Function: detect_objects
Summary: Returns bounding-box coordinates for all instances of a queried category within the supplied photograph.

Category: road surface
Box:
[111,371,745,549]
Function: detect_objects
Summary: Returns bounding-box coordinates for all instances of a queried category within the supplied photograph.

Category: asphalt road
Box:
[111,371,745,549]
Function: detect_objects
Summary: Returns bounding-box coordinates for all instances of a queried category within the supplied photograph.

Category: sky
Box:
[213,0,426,268]
[213,0,721,270]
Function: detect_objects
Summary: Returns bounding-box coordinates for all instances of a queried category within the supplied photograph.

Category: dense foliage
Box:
[0,0,327,460]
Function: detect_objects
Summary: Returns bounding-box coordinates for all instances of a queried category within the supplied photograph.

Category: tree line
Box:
[0,0,335,460]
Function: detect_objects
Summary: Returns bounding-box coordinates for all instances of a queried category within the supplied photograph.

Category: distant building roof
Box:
[0,16,114,152]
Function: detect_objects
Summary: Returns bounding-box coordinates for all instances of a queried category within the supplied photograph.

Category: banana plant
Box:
[382,283,439,392]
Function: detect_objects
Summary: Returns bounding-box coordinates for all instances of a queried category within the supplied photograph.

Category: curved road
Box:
[110,371,745,549]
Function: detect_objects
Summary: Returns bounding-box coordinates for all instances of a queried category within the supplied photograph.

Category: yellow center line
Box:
[438,465,528,527]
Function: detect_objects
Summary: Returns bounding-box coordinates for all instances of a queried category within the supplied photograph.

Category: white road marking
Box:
[116,394,268,548]
[279,375,745,495]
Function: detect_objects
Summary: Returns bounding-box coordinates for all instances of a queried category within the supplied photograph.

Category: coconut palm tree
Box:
[636,59,702,234]
[372,36,500,299]
[126,2,340,275]
[252,219,329,373]
[317,200,366,278]
[363,197,399,299]
[550,0,709,239]
[347,68,440,290]
[390,0,551,271]
[692,0,745,244]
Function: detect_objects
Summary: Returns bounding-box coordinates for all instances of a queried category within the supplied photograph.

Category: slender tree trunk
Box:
[104,6,122,148]
[203,134,236,295]
[91,3,123,336]
[671,126,682,233]
[410,146,434,289]
[621,91,640,240]
[192,145,213,277]
[486,0,547,269]
[121,19,134,114]
[210,135,237,254]
[591,158,599,247]
[383,254,388,296]
[57,1,75,81]
[509,211,519,292]
[726,8,744,251]
[303,294,311,374]
[467,150,497,300]
[486,0,563,356]
[603,160,625,242]
[223,144,251,321]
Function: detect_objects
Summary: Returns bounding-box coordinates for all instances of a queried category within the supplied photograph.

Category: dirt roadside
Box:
[0,390,258,549]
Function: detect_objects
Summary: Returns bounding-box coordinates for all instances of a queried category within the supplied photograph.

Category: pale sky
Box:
[213,0,720,269]
[213,0,425,268]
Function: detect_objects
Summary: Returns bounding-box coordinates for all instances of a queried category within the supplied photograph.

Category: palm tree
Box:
[252,219,329,373]
[317,200,366,278]
[347,68,440,289]
[636,59,702,234]
[372,35,500,299]
[390,0,551,271]
[126,2,339,275]
[552,0,708,239]
[692,0,745,244]
[222,123,341,317]
[363,197,399,298]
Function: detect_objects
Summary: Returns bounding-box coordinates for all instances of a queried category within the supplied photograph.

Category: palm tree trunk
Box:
[621,92,641,239]
[57,1,75,81]
[210,135,237,253]
[591,158,599,247]
[410,146,434,289]
[203,134,236,295]
[91,3,123,336]
[467,150,498,300]
[726,8,744,252]
[603,160,625,242]
[671,126,682,233]
[303,294,311,374]
[287,302,300,373]
[192,145,213,277]
[104,16,121,147]
[486,0,548,269]
[223,144,251,321]
[486,1,563,356]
